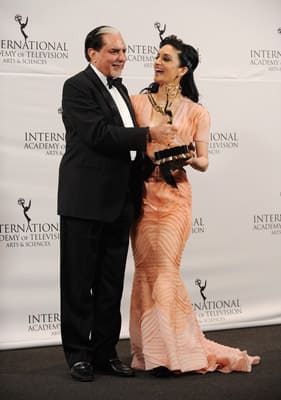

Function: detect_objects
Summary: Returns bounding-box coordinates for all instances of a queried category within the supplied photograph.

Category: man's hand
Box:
[149,124,177,146]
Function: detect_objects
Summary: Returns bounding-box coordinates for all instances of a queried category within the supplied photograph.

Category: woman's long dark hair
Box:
[142,35,199,103]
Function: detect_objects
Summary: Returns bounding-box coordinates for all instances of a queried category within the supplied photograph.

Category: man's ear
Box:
[87,48,97,62]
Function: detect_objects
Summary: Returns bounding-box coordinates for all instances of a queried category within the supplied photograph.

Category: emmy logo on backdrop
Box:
[15,14,29,42]
[154,22,166,41]
[18,198,31,225]
[195,279,207,303]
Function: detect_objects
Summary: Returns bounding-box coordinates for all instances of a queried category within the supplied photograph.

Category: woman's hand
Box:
[185,142,209,172]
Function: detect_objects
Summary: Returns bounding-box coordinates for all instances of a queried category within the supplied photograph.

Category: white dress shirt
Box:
[90,64,136,159]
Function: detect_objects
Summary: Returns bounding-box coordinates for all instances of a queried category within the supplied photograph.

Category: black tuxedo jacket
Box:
[57,65,147,222]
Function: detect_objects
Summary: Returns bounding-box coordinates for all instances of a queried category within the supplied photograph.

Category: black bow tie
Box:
[107,76,122,89]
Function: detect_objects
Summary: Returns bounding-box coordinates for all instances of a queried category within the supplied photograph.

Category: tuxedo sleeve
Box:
[62,77,147,153]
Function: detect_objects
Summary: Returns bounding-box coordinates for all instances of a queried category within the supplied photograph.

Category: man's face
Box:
[88,33,127,78]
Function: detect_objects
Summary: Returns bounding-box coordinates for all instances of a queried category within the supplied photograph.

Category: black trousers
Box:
[60,199,134,368]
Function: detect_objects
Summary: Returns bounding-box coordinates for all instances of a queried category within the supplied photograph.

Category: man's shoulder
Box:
[64,67,89,85]
[62,66,98,94]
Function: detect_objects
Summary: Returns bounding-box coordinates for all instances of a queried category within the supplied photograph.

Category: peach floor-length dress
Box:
[129,94,260,373]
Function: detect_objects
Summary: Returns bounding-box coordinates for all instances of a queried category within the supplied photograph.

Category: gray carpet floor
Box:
[0,324,280,400]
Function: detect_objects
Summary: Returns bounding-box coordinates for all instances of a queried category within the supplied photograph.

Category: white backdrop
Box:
[0,0,280,349]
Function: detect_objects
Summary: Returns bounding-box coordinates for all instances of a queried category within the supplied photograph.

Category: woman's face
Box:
[154,44,187,85]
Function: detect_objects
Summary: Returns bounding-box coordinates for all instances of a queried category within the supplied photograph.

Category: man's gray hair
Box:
[85,25,120,61]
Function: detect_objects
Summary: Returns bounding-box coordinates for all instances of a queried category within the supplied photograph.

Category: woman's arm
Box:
[186,141,209,172]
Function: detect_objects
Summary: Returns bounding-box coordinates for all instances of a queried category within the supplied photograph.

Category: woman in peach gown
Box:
[129,35,260,376]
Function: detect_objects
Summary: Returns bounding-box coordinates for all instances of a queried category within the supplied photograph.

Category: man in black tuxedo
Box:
[57,26,176,382]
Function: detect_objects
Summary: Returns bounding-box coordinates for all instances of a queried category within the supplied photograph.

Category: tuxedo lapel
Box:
[116,85,137,126]
[84,65,137,127]
[84,65,123,125]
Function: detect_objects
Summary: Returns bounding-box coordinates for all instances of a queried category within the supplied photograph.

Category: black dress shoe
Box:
[70,361,94,382]
[96,358,135,377]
